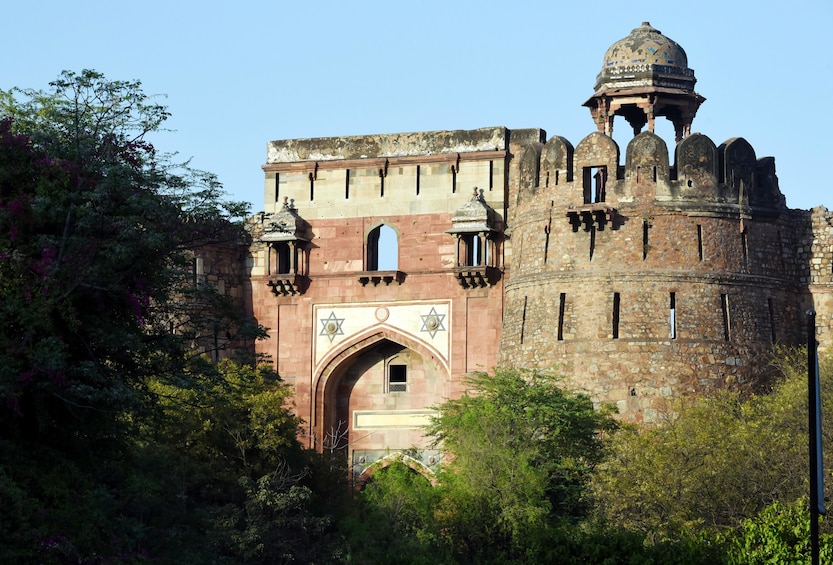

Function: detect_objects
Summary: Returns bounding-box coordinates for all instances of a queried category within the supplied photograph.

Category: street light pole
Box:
[808,309,825,565]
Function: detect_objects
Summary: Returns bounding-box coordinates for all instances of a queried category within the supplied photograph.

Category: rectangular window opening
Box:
[275,173,280,202]
[697,224,704,262]
[345,169,350,199]
[416,165,421,195]
[489,160,494,191]
[768,298,777,343]
[582,166,607,204]
[670,292,677,339]
[557,293,566,341]
[193,257,204,286]
[380,172,385,198]
[452,166,457,194]
[721,293,731,341]
[309,174,315,201]
[741,231,748,266]
[520,296,528,345]
[589,225,596,261]
[275,243,292,275]
[612,292,620,339]
[388,364,407,393]
[642,219,650,260]
[460,234,483,267]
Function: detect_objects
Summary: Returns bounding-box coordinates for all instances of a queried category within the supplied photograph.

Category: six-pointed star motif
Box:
[319,311,345,342]
[420,307,446,338]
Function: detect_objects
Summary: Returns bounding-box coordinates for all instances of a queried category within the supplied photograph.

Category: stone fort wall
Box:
[236,123,832,430]
[499,128,828,422]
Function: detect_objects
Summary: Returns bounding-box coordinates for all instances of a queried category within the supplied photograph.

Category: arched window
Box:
[367,224,398,271]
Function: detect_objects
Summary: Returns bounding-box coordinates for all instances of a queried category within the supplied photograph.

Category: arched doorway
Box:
[313,332,447,482]
[353,452,438,491]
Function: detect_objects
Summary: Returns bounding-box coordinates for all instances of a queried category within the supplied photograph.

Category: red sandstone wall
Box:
[250,211,504,449]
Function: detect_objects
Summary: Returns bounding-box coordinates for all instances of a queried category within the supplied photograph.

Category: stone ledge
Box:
[267,275,309,296]
[567,204,617,230]
[453,266,501,288]
[357,270,405,286]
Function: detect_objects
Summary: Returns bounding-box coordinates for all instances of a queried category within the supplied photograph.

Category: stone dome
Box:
[593,22,696,94]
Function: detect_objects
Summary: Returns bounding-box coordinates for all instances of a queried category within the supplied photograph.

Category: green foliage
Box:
[429,369,617,539]
[0,71,333,563]
[531,519,721,565]
[0,70,258,447]
[341,359,833,563]
[592,350,833,539]
[223,474,342,563]
[148,359,302,481]
[139,358,345,562]
[342,461,450,564]
[341,368,623,563]
[720,498,833,564]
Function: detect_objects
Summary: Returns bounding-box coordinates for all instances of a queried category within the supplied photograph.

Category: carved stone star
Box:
[319,311,345,342]
[420,307,446,338]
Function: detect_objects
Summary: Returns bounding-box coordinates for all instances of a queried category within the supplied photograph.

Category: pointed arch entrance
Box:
[312,329,448,480]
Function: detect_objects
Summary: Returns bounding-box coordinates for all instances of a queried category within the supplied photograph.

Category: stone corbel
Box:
[267,274,309,296]
[566,204,617,231]
[357,270,405,286]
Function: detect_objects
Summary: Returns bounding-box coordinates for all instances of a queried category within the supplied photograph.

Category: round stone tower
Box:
[499,24,808,423]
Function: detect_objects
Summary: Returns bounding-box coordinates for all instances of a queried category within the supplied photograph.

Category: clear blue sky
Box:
[3,1,831,212]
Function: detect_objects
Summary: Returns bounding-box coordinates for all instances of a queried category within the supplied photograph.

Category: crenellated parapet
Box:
[513,131,788,215]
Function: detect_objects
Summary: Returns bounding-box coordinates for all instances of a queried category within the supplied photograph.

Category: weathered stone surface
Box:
[202,24,833,471]
[267,127,507,163]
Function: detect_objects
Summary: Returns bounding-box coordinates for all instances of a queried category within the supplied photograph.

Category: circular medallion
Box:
[375,307,389,322]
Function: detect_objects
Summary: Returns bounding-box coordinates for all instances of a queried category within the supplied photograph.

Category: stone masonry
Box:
[199,23,833,477]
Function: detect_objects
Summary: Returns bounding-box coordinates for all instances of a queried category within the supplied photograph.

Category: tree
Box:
[592,349,833,539]
[720,498,833,564]
[340,368,726,563]
[0,70,259,561]
[427,369,618,559]
[338,461,448,564]
[145,359,345,563]
[0,69,257,440]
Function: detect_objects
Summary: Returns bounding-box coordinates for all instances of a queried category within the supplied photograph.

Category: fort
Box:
[202,23,833,479]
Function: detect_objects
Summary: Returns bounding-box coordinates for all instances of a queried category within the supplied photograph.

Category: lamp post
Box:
[808,309,825,565]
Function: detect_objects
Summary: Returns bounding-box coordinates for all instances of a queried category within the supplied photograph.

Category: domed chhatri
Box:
[603,21,687,67]
[584,22,704,142]
[596,22,693,91]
